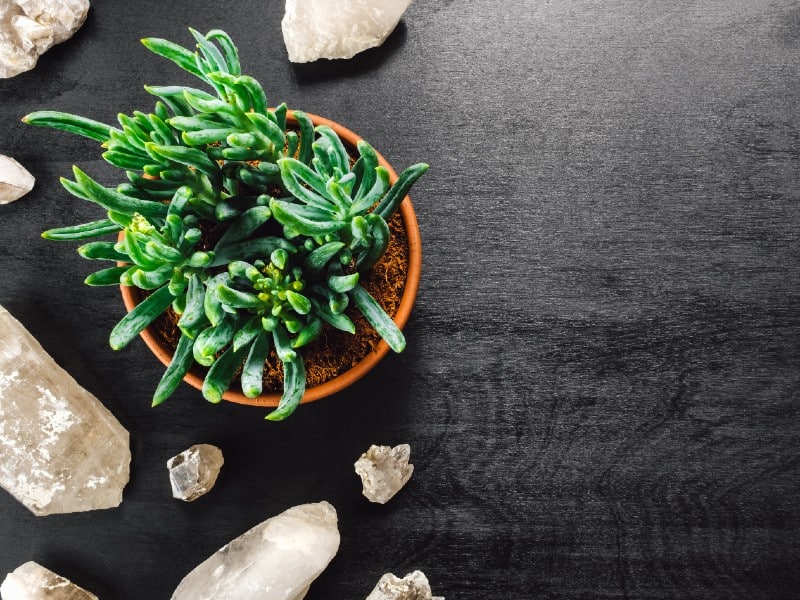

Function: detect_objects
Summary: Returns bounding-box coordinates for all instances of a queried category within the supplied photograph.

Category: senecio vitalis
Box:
[23,28,428,420]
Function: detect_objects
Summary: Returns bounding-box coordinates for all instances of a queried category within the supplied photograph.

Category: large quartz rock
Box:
[0,0,90,78]
[168,444,224,502]
[171,501,340,600]
[0,155,35,204]
[0,561,98,600]
[0,304,130,516]
[355,444,414,504]
[366,571,443,600]
[282,0,412,63]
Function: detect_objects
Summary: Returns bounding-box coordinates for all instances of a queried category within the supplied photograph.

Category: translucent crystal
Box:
[0,0,90,78]
[0,561,98,600]
[282,0,413,63]
[0,304,131,516]
[167,444,224,502]
[0,155,35,204]
[171,501,340,600]
[355,444,413,504]
[366,571,443,600]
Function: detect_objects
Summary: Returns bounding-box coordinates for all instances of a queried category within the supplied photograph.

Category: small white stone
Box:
[0,561,98,600]
[282,0,413,63]
[0,0,90,79]
[366,570,443,600]
[170,501,340,600]
[0,155,35,204]
[354,444,413,504]
[167,444,224,502]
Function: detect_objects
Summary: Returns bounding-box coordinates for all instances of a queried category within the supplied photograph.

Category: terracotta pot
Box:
[120,111,422,407]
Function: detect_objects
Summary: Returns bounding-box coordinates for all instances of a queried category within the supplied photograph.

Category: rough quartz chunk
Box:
[0,0,90,78]
[0,561,98,600]
[366,571,443,600]
[168,444,224,502]
[0,304,130,516]
[355,444,414,504]
[171,501,340,600]
[282,0,412,63]
[0,155,35,204]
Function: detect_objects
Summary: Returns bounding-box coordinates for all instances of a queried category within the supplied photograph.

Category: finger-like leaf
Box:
[110,285,174,350]
[23,111,113,143]
[349,283,405,352]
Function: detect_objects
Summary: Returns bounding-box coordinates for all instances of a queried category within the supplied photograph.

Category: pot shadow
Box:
[291,22,407,85]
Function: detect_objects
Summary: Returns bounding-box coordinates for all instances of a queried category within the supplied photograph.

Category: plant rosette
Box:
[121,111,422,408]
[24,28,427,420]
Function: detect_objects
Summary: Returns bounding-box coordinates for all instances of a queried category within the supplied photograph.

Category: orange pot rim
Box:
[120,110,422,407]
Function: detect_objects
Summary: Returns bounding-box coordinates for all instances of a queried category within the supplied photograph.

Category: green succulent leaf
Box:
[349,283,405,353]
[328,272,360,293]
[141,37,205,78]
[266,357,305,421]
[355,214,391,271]
[110,285,174,350]
[62,167,168,219]
[210,236,294,267]
[42,219,121,241]
[206,29,241,75]
[78,241,130,262]
[23,111,113,143]
[269,199,344,237]
[241,331,271,398]
[374,163,430,220]
[177,274,207,338]
[202,343,248,404]
[84,266,128,286]
[193,313,238,366]
[152,332,195,406]
[292,317,323,348]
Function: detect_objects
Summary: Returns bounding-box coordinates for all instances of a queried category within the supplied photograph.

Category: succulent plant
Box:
[24,28,427,420]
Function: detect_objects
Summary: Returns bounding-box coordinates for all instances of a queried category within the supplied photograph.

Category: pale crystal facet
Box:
[0,561,98,600]
[171,501,340,600]
[282,0,413,63]
[0,155,35,204]
[355,444,414,504]
[0,0,90,78]
[167,444,224,502]
[366,571,444,600]
[0,304,130,516]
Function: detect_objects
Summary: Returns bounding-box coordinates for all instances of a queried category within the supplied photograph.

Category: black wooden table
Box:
[1,2,799,598]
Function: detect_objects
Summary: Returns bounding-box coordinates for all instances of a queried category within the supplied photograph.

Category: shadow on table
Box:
[291,22,407,85]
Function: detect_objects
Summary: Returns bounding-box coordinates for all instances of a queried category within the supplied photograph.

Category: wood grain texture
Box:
[1,1,799,598]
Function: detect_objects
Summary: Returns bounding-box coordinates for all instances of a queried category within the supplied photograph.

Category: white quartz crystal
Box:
[366,571,443,600]
[0,0,90,78]
[0,561,98,600]
[167,444,224,502]
[0,304,130,516]
[282,0,412,63]
[171,501,340,600]
[355,444,413,504]
[0,155,35,204]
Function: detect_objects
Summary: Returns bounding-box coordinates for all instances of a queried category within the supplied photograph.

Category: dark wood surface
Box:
[1,1,799,598]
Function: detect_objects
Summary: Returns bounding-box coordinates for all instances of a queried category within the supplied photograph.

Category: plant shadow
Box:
[291,22,407,85]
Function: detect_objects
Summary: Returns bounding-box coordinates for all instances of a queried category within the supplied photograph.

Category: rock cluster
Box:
[366,570,444,600]
[0,303,131,516]
[0,561,98,600]
[282,0,413,63]
[355,444,414,504]
[170,501,340,600]
[167,444,224,502]
[0,0,90,78]
[0,155,34,204]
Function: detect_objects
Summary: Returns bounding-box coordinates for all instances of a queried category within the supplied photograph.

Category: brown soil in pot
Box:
[149,211,409,393]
